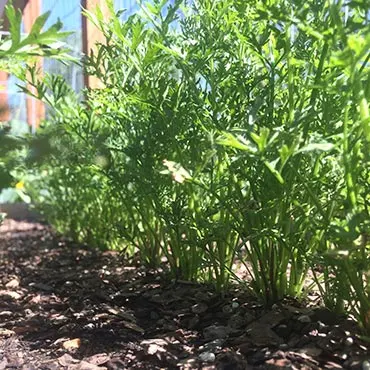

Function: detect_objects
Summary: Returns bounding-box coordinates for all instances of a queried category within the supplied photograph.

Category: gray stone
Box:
[199,339,224,352]
[297,315,311,323]
[191,303,208,314]
[246,322,284,346]
[203,325,230,340]
[228,314,248,330]
[344,337,354,346]
[232,302,240,310]
[199,352,216,363]
[274,324,291,338]
[258,310,286,327]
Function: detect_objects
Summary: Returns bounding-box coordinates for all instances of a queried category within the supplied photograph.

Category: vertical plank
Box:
[0,70,10,122]
[23,0,45,131]
[81,0,111,89]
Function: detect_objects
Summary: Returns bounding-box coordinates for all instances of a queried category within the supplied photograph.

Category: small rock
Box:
[333,352,347,360]
[363,361,370,370]
[238,342,254,355]
[150,311,159,320]
[259,310,286,326]
[274,324,291,338]
[299,345,323,357]
[199,339,224,352]
[83,323,95,330]
[296,334,311,347]
[228,314,248,330]
[194,291,212,302]
[231,302,240,310]
[344,337,354,346]
[246,322,283,346]
[222,304,233,314]
[191,303,208,314]
[287,334,300,347]
[244,312,255,324]
[29,282,54,292]
[185,315,199,329]
[203,325,230,340]
[199,352,216,363]
[297,315,311,323]
[343,359,361,368]
[328,327,344,338]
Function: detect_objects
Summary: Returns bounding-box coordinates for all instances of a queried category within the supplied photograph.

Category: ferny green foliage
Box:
[23,0,369,333]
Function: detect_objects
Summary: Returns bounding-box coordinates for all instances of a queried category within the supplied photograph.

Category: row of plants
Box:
[20,0,369,333]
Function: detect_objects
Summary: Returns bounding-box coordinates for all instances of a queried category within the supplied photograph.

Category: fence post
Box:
[23,0,45,132]
[0,70,10,122]
[81,0,111,89]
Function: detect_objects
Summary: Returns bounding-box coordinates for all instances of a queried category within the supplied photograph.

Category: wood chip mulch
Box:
[0,218,369,370]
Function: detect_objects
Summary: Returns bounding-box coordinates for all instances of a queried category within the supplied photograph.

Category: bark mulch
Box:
[0,218,369,370]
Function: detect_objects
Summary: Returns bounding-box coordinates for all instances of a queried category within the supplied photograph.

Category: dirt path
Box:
[0,219,369,369]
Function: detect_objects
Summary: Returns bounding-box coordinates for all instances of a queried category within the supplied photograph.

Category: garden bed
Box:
[0,218,369,370]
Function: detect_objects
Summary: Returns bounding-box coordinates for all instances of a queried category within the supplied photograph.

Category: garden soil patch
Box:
[0,219,369,370]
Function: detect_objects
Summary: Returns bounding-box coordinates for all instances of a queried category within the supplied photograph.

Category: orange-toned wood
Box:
[0,70,10,122]
[2,0,29,31]
[23,0,44,129]
[1,0,27,123]
[81,0,111,89]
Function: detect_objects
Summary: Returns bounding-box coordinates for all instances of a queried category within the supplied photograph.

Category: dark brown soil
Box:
[0,219,369,369]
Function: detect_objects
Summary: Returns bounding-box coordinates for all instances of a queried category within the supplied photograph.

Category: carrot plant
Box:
[25,0,370,331]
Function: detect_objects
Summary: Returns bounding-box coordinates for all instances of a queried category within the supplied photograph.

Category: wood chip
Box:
[5,278,20,289]
[84,353,110,366]
[0,328,15,337]
[121,320,145,334]
[62,338,81,350]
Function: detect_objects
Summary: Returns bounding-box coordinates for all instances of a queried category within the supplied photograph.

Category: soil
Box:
[0,218,369,370]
